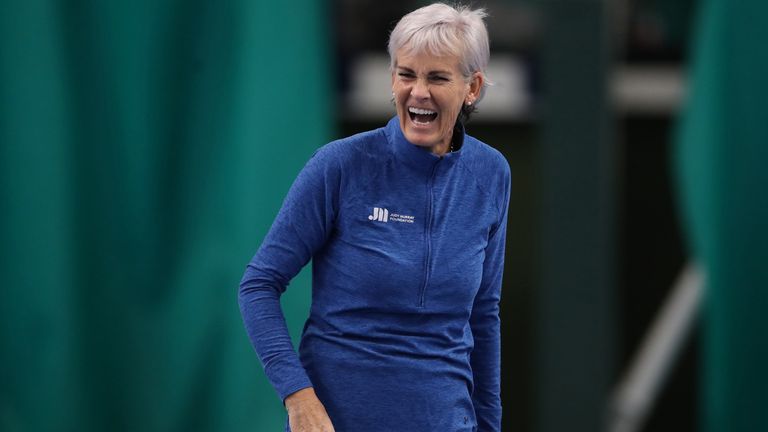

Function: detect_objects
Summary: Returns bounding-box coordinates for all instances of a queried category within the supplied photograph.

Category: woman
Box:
[239,4,510,431]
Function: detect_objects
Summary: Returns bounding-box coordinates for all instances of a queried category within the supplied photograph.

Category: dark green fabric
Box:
[0,1,330,430]
[676,0,768,430]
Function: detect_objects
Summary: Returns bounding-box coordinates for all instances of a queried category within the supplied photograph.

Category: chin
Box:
[404,130,440,148]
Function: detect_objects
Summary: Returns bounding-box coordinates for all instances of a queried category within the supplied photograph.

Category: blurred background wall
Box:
[1,0,766,431]
[0,1,330,430]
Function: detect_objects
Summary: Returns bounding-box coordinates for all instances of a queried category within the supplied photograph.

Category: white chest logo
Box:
[367,207,415,224]
[368,207,389,222]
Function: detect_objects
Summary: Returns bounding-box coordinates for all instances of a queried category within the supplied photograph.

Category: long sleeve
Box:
[469,164,511,431]
[238,146,340,401]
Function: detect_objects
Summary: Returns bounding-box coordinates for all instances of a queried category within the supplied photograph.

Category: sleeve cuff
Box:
[278,377,314,403]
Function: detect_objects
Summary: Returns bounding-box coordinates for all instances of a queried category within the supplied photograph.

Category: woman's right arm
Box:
[238,145,342,428]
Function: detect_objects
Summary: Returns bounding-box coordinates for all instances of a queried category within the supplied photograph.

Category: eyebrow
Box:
[396,66,452,75]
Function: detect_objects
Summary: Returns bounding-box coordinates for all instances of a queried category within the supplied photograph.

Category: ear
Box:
[467,71,484,101]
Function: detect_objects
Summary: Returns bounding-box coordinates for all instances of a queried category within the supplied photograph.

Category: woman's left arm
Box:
[469,163,511,432]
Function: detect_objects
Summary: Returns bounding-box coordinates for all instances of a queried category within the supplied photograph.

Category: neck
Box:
[431,138,452,156]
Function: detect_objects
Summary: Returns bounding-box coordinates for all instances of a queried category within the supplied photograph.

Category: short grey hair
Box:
[388,3,491,109]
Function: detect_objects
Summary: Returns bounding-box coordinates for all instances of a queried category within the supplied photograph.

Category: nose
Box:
[410,78,430,100]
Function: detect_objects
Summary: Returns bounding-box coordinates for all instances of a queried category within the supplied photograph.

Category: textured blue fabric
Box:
[239,116,510,431]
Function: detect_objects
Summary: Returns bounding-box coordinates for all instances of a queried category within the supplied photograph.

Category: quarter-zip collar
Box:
[385,116,465,174]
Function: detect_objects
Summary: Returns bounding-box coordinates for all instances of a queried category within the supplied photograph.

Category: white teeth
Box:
[408,107,436,115]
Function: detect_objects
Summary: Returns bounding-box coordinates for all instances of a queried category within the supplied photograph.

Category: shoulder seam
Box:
[338,128,393,205]
[456,144,509,217]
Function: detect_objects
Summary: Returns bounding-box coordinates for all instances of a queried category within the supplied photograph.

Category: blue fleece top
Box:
[239,116,510,432]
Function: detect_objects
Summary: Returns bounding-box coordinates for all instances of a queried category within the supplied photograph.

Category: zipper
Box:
[419,159,441,307]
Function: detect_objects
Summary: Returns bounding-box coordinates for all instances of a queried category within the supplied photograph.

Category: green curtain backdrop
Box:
[676,0,768,430]
[0,1,331,430]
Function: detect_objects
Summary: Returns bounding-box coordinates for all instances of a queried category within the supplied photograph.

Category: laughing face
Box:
[392,48,482,155]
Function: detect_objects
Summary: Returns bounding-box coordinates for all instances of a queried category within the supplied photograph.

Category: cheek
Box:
[393,94,404,111]
[394,89,408,107]
[439,100,461,124]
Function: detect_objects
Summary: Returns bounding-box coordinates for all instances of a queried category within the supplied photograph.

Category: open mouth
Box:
[408,107,438,125]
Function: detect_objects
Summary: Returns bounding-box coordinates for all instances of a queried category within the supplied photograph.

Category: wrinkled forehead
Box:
[394,42,463,70]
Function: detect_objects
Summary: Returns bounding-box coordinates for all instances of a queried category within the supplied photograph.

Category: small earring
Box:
[467,100,473,106]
